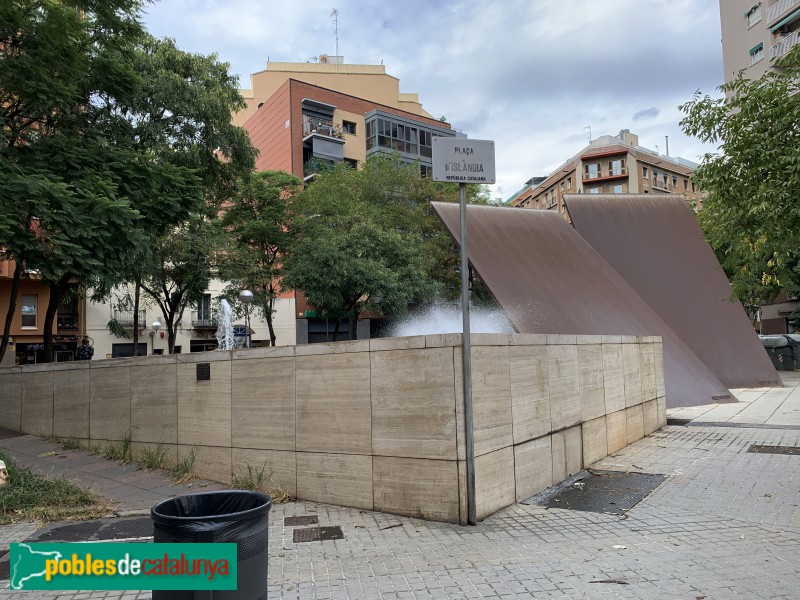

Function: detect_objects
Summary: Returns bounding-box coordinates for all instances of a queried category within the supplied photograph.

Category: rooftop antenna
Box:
[331,8,339,58]
[584,125,592,143]
[665,135,670,157]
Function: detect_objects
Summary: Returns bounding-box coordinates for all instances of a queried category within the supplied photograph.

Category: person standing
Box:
[76,337,94,360]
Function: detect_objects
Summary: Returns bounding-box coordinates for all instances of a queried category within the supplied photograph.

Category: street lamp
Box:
[150,320,161,355]
[238,290,253,349]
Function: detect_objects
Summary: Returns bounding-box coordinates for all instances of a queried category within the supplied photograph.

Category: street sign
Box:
[431,138,496,184]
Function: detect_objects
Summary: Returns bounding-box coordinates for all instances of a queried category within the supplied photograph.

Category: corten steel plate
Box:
[565,194,781,389]
[284,515,319,526]
[431,202,733,408]
[292,526,344,543]
[25,517,153,542]
[529,470,667,514]
[747,444,800,455]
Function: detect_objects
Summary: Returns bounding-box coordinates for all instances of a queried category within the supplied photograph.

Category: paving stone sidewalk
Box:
[0,429,226,514]
[3,373,800,599]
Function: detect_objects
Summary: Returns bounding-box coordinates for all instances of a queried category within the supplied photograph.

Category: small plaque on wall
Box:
[196,363,211,381]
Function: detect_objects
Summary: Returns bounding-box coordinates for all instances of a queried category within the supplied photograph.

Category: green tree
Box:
[218,171,302,347]
[140,217,219,354]
[679,46,800,311]
[0,1,255,361]
[282,159,438,339]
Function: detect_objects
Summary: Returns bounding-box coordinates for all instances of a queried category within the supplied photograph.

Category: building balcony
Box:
[652,179,671,191]
[582,168,629,182]
[302,117,343,140]
[112,309,146,327]
[192,311,217,329]
[768,0,800,27]
[771,30,800,60]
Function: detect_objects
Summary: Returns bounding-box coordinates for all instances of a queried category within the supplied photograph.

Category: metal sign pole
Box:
[459,182,477,526]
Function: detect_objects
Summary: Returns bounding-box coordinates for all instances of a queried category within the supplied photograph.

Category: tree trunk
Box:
[42,276,69,363]
[266,296,276,347]
[331,320,340,342]
[0,262,23,364]
[348,313,357,341]
[132,280,141,356]
[165,312,176,354]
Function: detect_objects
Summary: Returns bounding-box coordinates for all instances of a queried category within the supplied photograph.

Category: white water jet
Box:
[389,303,514,337]
[216,299,235,350]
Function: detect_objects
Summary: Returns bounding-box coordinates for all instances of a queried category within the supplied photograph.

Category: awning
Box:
[771,8,800,32]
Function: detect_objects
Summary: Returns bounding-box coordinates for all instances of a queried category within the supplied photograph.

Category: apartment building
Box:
[509,130,702,218]
[237,58,459,181]
[0,260,84,365]
[720,0,800,84]
[238,58,458,342]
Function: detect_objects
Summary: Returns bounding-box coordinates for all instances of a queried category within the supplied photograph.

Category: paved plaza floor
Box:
[2,374,800,599]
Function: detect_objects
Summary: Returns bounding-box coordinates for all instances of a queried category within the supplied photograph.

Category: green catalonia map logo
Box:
[9,542,237,591]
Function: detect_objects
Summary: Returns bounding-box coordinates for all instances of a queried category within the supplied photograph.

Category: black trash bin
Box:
[151,490,272,600]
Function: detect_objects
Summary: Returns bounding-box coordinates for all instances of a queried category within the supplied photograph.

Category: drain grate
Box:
[0,555,8,581]
[284,515,319,527]
[25,517,153,543]
[747,444,800,455]
[528,470,667,514]
[292,526,344,543]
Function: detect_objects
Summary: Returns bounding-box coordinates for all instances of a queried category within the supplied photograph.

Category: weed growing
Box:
[0,451,111,524]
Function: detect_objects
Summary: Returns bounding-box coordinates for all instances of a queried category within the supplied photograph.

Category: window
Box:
[683,179,688,191]
[589,187,599,194]
[197,294,212,321]
[749,42,764,65]
[420,164,432,177]
[344,158,358,168]
[21,294,37,328]
[613,184,623,193]
[560,182,565,192]
[746,4,761,27]
[566,177,572,189]
[342,120,356,135]
[610,159,624,175]
[672,175,678,187]
[642,166,648,178]
[691,182,696,192]
[586,163,599,179]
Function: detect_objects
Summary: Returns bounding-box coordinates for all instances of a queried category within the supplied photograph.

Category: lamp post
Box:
[238,290,253,349]
[150,320,161,355]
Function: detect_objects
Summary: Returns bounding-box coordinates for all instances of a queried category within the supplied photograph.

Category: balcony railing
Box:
[192,311,217,328]
[768,0,800,26]
[652,178,671,191]
[302,117,343,139]
[57,315,79,329]
[112,309,146,327]
[582,167,628,181]
[771,30,800,60]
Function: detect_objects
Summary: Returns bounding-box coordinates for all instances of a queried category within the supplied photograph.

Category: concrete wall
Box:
[0,333,665,524]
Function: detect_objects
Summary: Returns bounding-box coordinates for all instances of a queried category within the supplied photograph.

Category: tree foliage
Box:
[0,0,255,360]
[679,46,800,314]
[281,157,494,339]
[140,217,219,354]
[217,171,302,346]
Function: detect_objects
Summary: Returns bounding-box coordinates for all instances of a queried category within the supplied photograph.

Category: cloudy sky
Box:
[142,0,724,200]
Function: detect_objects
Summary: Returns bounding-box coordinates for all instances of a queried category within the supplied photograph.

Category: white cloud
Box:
[142,0,724,199]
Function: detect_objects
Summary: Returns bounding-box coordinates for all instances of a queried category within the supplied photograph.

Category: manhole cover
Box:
[284,515,319,526]
[26,517,153,543]
[292,526,344,543]
[527,470,667,514]
[747,444,800,455]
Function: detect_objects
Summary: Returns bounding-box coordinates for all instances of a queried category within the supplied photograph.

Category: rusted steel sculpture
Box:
[431,201,734,408]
